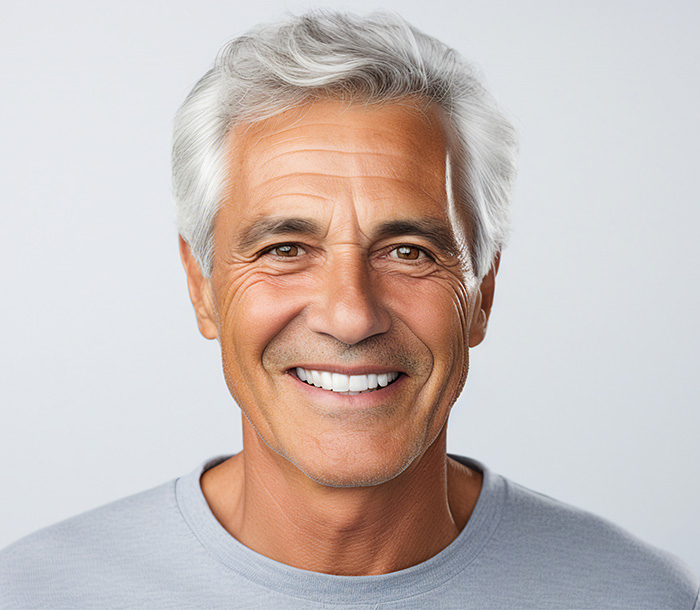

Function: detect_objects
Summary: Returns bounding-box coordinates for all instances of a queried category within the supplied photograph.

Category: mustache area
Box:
[262,331,430,378]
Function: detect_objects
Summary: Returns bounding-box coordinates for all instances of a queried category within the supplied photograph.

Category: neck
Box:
[201,418,482,576]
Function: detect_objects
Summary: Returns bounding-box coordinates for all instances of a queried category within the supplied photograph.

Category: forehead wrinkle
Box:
[253,173,443,192]
[352,177,446,210]
[255,157,441,188]
[254,121,383,141]
[227,97,448,154]
[247,110,447,162]
[253,120,424,143]
[262,149,423,166]
[257,134,444,167]
[243,172,448,229]
[265,192,329,202]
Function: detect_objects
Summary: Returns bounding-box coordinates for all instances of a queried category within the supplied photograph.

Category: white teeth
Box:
[294,368,400,394]
[332,373,349,392]
[348,375,369,392]
[320,371,333,390]
[378,372,399,387]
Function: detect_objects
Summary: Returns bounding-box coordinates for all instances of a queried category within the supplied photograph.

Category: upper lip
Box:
[287,365,405,375]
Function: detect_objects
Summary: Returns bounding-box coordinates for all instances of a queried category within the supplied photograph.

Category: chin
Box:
[281,436,425,488]
[298,463,412,489]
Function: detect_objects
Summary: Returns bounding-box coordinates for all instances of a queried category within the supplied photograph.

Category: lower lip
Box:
[286,371,405,407]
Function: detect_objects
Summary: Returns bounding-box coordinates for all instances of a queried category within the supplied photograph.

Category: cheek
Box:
[382,273,471,354]
[382,273,472,409]
[216,271,312,374]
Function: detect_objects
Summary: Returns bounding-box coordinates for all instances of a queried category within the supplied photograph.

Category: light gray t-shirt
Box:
[1,455,698,609]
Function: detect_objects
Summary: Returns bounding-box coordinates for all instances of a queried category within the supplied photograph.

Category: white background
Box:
[1,0,698,577]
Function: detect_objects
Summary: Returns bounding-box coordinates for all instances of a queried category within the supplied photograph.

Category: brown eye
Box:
[270,244,305,257]
[390,245,423,260]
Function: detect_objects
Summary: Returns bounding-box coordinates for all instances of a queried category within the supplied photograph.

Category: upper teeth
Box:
[295,368,400,393]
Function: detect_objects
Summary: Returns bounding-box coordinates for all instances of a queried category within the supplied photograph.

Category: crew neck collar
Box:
[175,453,505,604]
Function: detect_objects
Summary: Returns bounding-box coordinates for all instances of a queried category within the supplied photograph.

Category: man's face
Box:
[183,100,493,487]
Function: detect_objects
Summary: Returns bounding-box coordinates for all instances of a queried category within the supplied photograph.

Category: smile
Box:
[294,368,401,395]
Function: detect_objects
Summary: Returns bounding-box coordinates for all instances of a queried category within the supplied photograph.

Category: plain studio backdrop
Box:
[1,0,698,576]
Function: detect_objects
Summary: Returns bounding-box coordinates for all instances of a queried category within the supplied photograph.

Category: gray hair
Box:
[172,9,517,280]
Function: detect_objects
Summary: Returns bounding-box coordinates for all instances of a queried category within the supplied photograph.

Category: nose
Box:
[306,250,391,345]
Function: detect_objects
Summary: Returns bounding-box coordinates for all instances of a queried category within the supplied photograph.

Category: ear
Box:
[179,236,219,340]
[468,253,500,348]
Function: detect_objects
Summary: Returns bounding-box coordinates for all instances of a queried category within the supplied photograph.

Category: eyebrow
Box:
[237,217,324,251]
[372,219,461,258]
[236,216,461,257]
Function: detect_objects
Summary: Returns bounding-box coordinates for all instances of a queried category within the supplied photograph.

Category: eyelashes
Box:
[388,245,433,261]
[264,244,307,258]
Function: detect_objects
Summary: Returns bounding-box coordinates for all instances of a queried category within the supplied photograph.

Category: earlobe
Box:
[178,236,219,340]
[468,254,500,348]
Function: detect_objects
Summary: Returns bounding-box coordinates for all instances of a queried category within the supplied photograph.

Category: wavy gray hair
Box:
[172,10,517,280]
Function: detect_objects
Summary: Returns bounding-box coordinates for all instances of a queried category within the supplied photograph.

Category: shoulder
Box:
[491,474,699,608]
[0,479,181,608]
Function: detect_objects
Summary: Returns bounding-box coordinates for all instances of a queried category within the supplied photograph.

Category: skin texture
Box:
[180,99,498,575]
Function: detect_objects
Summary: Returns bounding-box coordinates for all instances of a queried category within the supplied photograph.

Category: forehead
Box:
[218,99,453,235]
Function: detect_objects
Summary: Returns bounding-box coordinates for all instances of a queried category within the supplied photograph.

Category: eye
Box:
[267,244,306,258]
[389,245,430,261]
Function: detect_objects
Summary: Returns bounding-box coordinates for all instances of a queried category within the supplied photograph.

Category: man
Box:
[1,9,698,609]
